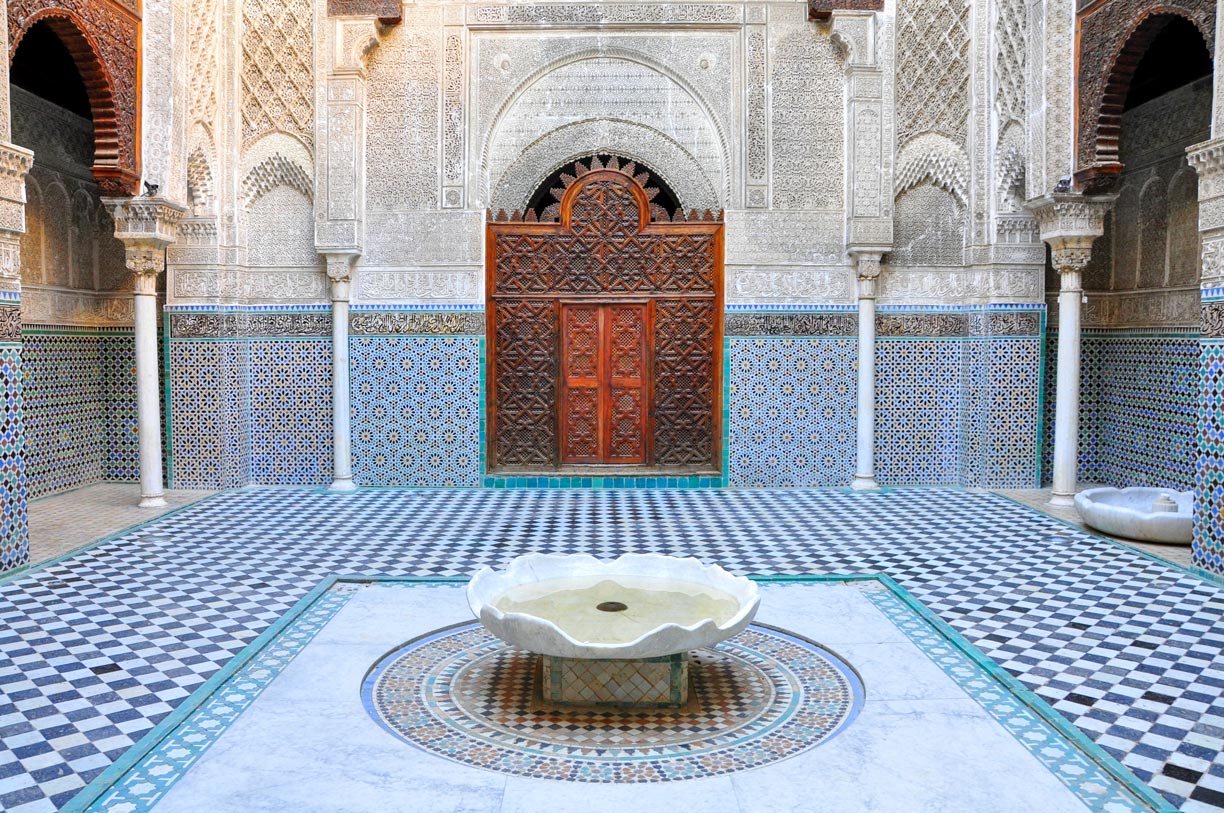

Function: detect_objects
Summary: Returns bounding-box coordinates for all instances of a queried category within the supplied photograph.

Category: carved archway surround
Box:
[9,0,140,196]
[479,47,732,210]
[1075,0,1214,188]
[486,158,724,472]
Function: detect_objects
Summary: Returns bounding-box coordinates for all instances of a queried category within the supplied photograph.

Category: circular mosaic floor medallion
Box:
[361,622,863,782]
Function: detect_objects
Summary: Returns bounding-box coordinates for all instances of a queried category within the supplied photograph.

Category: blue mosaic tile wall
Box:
[723,308,1042,489]
[1195,290,1224,575]
[169,339,251,489]
[350,336,482,487]
[0,338,28,573]
[1042,332,1200,490]
[249,340,331,485]
[727,338,855,487]
[21,331,140,498]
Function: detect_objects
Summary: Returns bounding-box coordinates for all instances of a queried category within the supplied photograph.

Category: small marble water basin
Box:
[1074,487,1194,544]
[468,553,759,659]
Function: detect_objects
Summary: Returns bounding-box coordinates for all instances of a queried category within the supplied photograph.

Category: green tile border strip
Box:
[62,573,1174,813]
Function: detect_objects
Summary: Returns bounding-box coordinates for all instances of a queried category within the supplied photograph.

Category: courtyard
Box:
[1,486,1222,811]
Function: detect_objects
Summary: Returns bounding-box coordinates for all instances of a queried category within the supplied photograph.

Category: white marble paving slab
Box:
[147,582,1108,813]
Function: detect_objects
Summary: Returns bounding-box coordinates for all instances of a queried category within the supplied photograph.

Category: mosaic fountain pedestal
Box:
[541,653,689,708]
[66,577,1176,813]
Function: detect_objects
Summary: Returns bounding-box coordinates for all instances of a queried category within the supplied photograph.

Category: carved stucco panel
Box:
[363,210,483,268]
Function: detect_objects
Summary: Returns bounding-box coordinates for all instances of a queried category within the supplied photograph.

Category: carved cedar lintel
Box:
[809,0,882,22]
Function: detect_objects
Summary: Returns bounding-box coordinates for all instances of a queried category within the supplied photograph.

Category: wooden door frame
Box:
[485,167,725,474]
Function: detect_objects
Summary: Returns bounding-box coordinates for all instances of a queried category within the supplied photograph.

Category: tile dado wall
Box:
[21,329,141,499]
[0,298,26,573]
[1041,331,1200,491]
[167,309,332,489]
[1196,290,1224,576]
[349,310,484,488]
[725,307,1044,489]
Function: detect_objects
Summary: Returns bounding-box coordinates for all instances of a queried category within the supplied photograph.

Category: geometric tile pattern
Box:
[249,340,331,485]
[21,335,106,498]
[1044,333,1199,490]
[876,339,963,483]
[727,337,856,486]
[1195,340,1224,575]
[364,621,859,782]
[3,489,1224,810]
[20,332,140,499]
[350,336,482,487]
[964,337,1043,488]
[99,336,138,483]
[168,340,251,489]
[0,344,27,573]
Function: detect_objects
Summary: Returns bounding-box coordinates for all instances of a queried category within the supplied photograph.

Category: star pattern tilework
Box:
[249,340,331,485]
[350,336,482,487]
[0,345,27,573]
[1195,340,1224,575]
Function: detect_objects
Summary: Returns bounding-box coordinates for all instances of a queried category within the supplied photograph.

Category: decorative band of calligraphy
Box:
[0,306,20,343]
[349,311,485,336]
[170,313,332,339]
[726,311,1040,338]
[1204,302,1224,340]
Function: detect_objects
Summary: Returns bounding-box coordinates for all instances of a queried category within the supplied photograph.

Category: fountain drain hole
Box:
[596,601,628,613]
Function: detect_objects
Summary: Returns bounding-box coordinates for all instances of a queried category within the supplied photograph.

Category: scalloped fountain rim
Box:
[467,553,761,659]
[1074,487,1194,545]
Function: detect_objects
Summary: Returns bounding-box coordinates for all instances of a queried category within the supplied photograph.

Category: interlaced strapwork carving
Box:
[241,0,314,151]
[896,0,970,148]
[494,300,556,467]
[489,159,721,471]
[654,299,715,467]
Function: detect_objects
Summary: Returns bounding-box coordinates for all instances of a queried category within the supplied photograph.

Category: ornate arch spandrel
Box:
[10,2,140,196]
[1076,2,1214,188]
[486,158,724,472]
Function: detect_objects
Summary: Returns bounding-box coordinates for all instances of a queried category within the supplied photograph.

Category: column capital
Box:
[103,196,188,249]
[323,252,358,301]
[851,251,882,298]
[1024,193,1116,248]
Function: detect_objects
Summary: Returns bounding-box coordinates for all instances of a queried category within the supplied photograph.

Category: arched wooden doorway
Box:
[486,157,723,472]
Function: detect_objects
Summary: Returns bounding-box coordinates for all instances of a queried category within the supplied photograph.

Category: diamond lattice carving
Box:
[896,0,970,147]
[994,0,1026,126]
[241,0,314,151]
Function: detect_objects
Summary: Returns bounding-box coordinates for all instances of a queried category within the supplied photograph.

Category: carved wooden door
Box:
[560,303,648,464]
[487,157,723,472]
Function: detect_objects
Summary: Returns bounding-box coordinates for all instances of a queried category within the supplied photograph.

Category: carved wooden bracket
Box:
[809,0,882,23]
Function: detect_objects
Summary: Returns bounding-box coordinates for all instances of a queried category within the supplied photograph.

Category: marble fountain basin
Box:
[467,552,760,660]
[1074,487,1194,544]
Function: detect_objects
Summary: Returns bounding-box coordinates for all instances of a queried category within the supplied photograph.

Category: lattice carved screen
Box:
[487,162,724,470]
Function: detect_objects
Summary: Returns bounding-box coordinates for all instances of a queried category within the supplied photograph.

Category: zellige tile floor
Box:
[0,487,1222,811]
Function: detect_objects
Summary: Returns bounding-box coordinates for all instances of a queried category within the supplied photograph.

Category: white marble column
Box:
[103,198,186,507]
[325,253,357,492]
[1048,246,1091,505]
[132,262,165,506]
[851,252,882,491]
[1026,194,1113,507]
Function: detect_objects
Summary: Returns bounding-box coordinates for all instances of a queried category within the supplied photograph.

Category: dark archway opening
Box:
[11,20,92,121]
[1124,16,1212,111]
[525,154,683,219]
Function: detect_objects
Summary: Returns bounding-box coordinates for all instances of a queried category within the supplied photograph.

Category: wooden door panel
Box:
[561,304,602,463]
[605,304,647,463]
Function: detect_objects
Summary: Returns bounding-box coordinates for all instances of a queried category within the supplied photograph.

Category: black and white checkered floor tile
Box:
[2,487,1223,811]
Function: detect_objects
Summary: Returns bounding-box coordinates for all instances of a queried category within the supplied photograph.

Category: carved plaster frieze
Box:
[349,310,485,336]
[878,267,1044,303]
[724,210,846,266]
[20,285,135,326]
[467,4,743,26]
[726,268,854,303]
[356,269,481,302]
[363,211,483,268]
